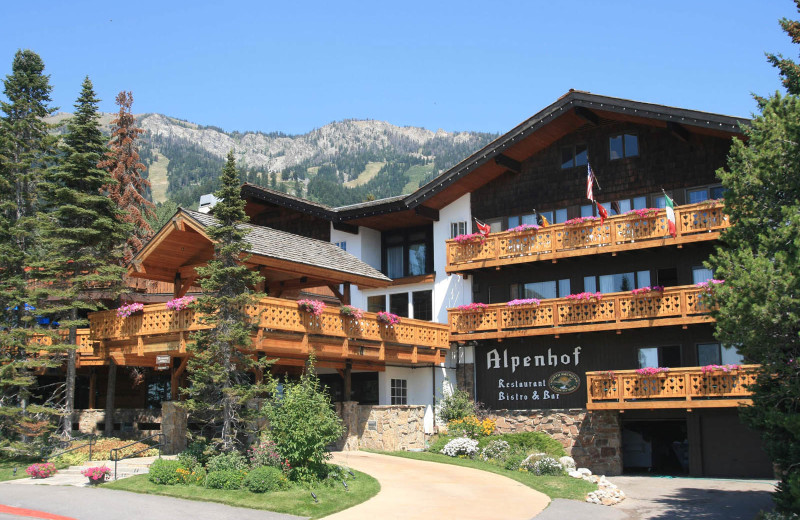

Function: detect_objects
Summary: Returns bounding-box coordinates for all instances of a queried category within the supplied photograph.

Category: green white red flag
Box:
[664,193,676,237]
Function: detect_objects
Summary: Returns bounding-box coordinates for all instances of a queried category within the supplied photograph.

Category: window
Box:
[391,379,407,405]
[412,290,433,321]
[561,144,588,169]
[710,185,725,199]
[145,371,171,409]
[334,241,346,251]
[580,204,594,218]
[609,134,639,160]
[367,295,386,313]
[389,293,409,318]
[697,343,744,366]
[382,226,432,279]
[638,346,681,368]
[450,221,467,239]
[586,271,651,293]
[687,188,709,204]
[555,208,568,223]
[657,268,678,287]
[514,279,570,300]
[692,266,714,284]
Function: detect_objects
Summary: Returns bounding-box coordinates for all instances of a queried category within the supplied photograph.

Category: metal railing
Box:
[109,433,164,480]
[43,433,96,462]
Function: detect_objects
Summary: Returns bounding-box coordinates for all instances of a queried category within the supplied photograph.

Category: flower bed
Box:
[339,305,363,320]
[454,232,486,244]
[376,311,401,325]
[116,302,144,318]
[507,298,541,307]
[456,302,488,312]
[565,292,603,302]
[26,463,57,479]
[297,299,326,317]
[630,286,664,296]
[635,367,670,375]
[166,295,195,311]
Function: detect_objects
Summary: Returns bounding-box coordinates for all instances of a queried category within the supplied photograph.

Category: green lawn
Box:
[103,469,379,519]
[379,450,595,501]
[0,458,39,482]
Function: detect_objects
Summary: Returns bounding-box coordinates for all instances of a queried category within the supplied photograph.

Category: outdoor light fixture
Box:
[311,491,318,503]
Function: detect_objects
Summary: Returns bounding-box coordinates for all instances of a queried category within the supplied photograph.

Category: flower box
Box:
[456,303,488,312]
[339,305,363,320]
[630,286,664,297]
[376,311,401,325]
[507,298,541,307]
[166,295,195,311]
[116,303,144,318]
[565,292,603,303]
[297,299,326,317]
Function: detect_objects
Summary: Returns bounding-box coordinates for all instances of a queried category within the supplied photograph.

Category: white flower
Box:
[441,437,479,457]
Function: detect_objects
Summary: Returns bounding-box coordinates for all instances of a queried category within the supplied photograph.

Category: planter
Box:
[87,476,106,485]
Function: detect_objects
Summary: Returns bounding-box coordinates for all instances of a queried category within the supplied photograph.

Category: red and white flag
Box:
[587,164,595,202]
[664,193,677,237]
[475,218,491,236]
[597,203,609,224]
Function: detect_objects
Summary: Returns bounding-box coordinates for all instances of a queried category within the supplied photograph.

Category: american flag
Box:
[586,163,595,202]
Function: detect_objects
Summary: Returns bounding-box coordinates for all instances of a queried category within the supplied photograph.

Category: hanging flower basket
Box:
[376,311,401,325]
[456,302,488,312]
[297,299,326,317]
[116,303,144,318]
[339,305,364,320]
[166,295,195,311]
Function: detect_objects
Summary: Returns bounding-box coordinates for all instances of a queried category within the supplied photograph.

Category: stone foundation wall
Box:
[489,409,622,475]
[72,408,161,438]
[336,403,426,451]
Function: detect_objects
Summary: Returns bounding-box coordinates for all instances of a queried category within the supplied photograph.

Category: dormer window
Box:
[561,144,588,169]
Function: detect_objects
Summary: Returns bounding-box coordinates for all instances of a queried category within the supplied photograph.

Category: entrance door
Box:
[622,419,689,475]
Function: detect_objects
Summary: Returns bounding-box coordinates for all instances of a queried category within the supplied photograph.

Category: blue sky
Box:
[1,1,798,134]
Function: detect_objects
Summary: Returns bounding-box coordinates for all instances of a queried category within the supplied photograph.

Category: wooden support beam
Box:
[342,338,349,357]
[329,284,344,302]
[414,205,440,221]
[171,217,185,232]
[332,221,359,235]
[344,361,352,401]
[343,283,351,306]
[173,273,182,299]
[131,260,144,273]
[494,154,522,174]
[574,106,600,126]
[178,263,206,279]
[176,276,197,298]
[667,121,691,142]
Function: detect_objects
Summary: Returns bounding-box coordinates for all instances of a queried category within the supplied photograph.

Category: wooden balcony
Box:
[88,296,450,367]
[585,365,757,410]
[448,284,713,341]
[446,201,728,273]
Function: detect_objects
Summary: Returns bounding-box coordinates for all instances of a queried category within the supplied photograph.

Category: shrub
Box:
[503,452,526,471]
[26,463,57,478]
[448,416,496,438]
[181,440,217,467]
[206,469,244,490]
[51,451,88,467]
[438,387,477,424]
[522,456,564,476]
[248,439,283,468]
[148,459,182,485]
[206,451,248,473]
[440,437,479,457]
[176,465,206,485]
[264,356,344,482]
[243,466,289,493]
[499,432,566,457]
[481,440,510,461]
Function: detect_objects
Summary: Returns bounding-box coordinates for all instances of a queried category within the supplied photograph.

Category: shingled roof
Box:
[183,209,390,284]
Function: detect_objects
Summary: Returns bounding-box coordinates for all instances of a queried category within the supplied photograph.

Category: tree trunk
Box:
[105,360,116,437]
[64,319,77,437]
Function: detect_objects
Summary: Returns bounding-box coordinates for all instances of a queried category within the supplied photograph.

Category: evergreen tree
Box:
[33,77,128,435]
[0,50,61,449]
[184,150,267,451]
[708,93,800,514]
[99,91,155,263]
[767,1,800,96]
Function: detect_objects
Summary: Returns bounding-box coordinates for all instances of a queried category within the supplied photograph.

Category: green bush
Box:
[503,452,526,471]
[206,451,248,473]
[51,451,88,468]
[427,435,453,453]
[148,459,182,485]
[264,357,345,482]
[242,466,289,493]
[437,387,477,423]
[206,469,244,490]
[499,432,566,457]
[181,440,217,467]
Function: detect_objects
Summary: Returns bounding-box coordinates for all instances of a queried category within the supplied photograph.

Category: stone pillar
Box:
[339,401,360,451]
[161,401,188,455]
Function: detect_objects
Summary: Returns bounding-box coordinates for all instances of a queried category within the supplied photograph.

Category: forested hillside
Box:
[48,113,498,209]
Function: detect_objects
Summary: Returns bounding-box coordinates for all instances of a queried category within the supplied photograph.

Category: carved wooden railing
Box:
[449,285,714,340]
[585,365,758,410]
[32,329,95,355]
[89,297,450,350]
[446,201,728,272]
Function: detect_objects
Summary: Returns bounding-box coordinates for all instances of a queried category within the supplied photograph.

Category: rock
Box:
[568,470,583,478]
[559,456,576,469]
[578,467,592,476]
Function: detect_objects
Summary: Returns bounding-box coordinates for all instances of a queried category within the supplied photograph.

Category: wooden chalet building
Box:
[242,90,773,478]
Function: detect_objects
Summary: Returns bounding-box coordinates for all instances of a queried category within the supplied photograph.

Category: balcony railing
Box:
[32,329,95,355]
[449,285,714,340]
[446,201,728,273]
[89,296,450,351]
[585,365,757,410]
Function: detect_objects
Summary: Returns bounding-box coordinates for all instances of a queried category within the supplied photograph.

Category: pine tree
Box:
[767,1,800,96]
[33,77,129,435]
[184,150,268,451]
[0,50,61,449]
[708,93,800,514]
[99,91,155,263]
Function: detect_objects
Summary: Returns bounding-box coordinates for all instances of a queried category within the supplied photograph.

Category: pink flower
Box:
[507,298,541,307]
[340,305,364,320]
[635,367,670,375]
[454,232,486,244]
[376,311,401,325]
[457,302,488,312]
[116,302,144,318]
[508,224,540,233]
[298,299,326,317]
[166,295,195,311]
[564,216,599,226]
[565,292,603,302]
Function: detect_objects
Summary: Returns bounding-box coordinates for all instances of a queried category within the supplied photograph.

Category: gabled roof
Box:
[129,208,390,289]
[240,91,750,230]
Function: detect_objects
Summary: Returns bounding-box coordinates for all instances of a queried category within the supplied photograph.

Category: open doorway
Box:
[622,419,688,475]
